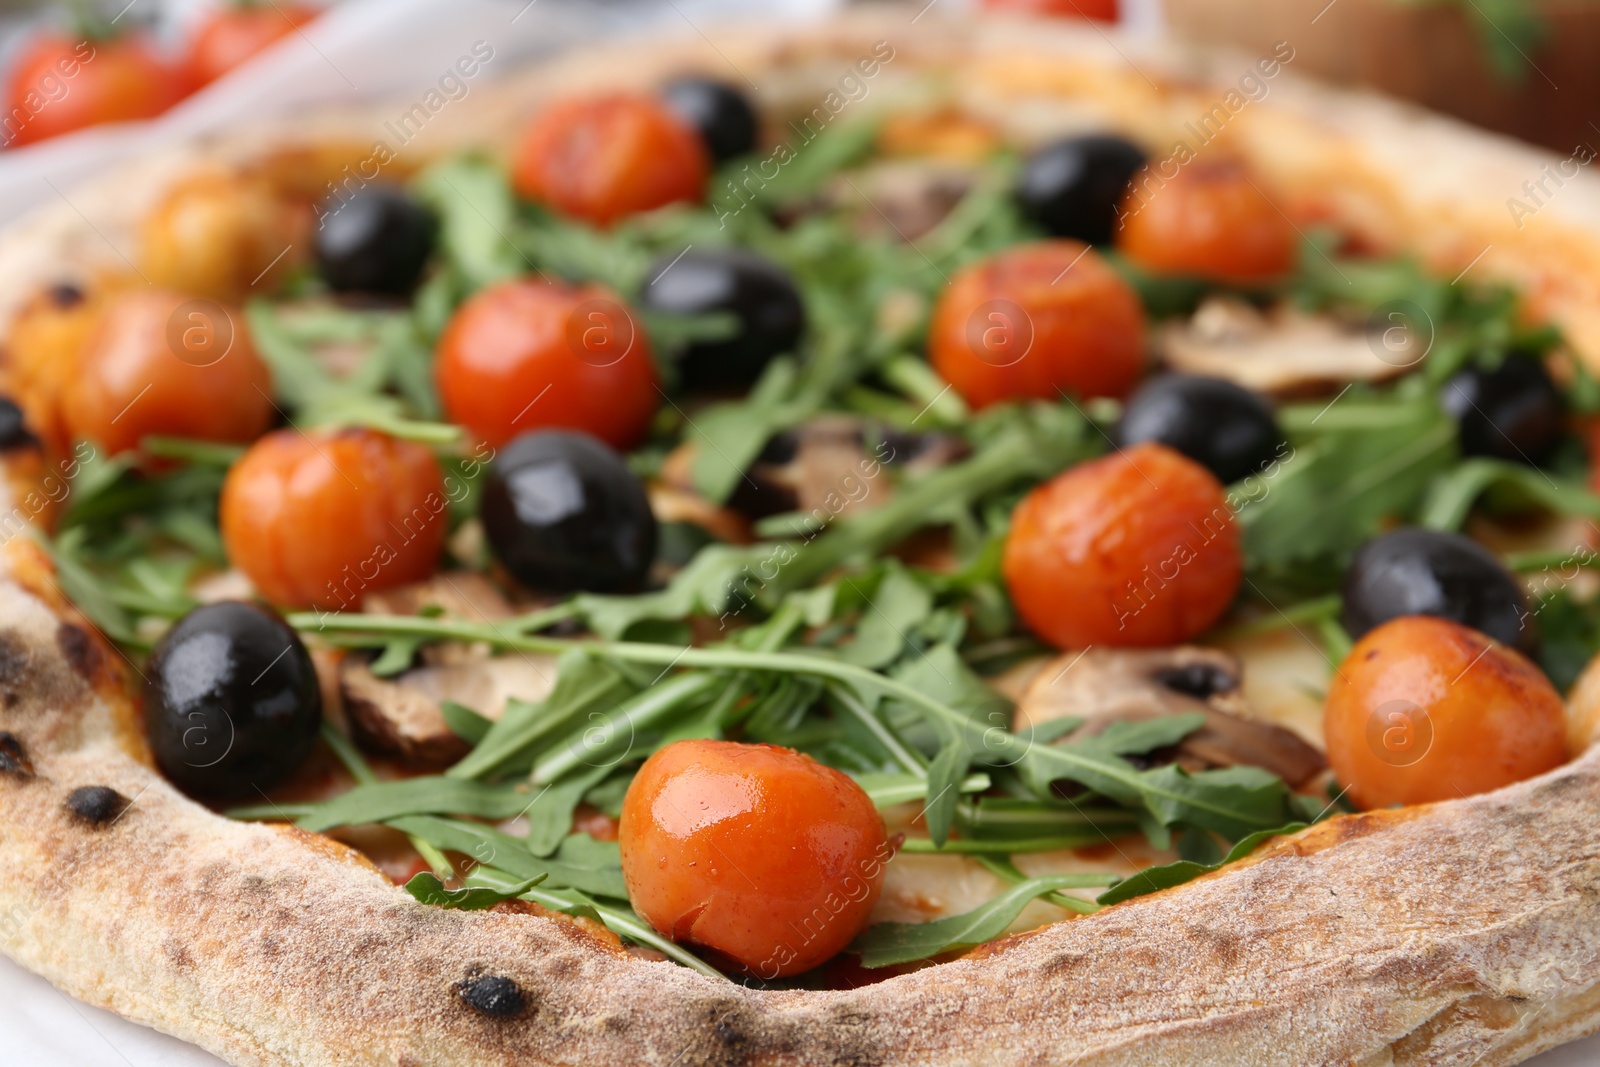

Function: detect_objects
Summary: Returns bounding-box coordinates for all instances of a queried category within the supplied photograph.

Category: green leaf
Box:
[440,701,493,745]
[411,155,525,292]
[922,738,970,847]
[295,778,533,832]
[523,765,612,857]
[403,872,544,910]
[1096,822,1309,906]
[852,874,1104,967]
[839,565,933,668]
[392,816,627,898]
[1419,459,1600,532]
[851,771,988,808]
[1063,714,1205,760]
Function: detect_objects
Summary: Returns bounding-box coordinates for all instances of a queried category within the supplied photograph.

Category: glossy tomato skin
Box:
[1324,616,1568,810]
[928,240,1146,408]
[1117,161,1296,282]
[1003,442,1242,648]
[63,289,274,456]
[512,93,709,227]
[220,428,447,608]
[981,0,1119,18]
[620,739,888,978]
[4,34,184,147]
[189,2,318,88]
[436,277,659,451]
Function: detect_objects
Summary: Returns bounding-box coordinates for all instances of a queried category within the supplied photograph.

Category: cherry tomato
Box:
[220,427,447,608]
[1003,442,1241,648]
[62,289,273,456]
[1116,161,1297,283]
[619,739,888,978]
[981,0,1119,19]
[188,2,318,88]
[4,33,184,148]
[928,240,1146,408]
[436,277,659,451]
[1323,616,1568,810]
[512,93,709,227]
[141,170,310,301]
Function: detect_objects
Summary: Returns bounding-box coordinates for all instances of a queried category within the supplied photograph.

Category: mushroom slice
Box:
[830,158,980,242]
[1160,295,1418,398]
[341,654,558,766]
[1015,646,1326,788]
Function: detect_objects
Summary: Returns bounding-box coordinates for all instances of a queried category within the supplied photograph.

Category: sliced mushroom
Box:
[1016,646,1326,788]
[341,654,558,766]
[1160,295,1418,398]
[829,159,980,242]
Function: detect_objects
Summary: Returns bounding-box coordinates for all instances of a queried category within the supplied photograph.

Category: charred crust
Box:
[55,622,103,682]
[454,971,528,1017]
[0,731,33,776]
[66,784,129,826]
[0,633,31,689]
[1151,661,1238,699]
[0,397,38,452]
[46,282,84,309]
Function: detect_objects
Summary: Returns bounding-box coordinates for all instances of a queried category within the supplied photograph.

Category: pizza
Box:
[2,10,1600,1066]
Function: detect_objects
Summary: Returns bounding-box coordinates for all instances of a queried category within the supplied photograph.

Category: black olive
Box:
[144,602,321,797]
[1015,134,1146,246]
[481,431,657,594]
[639,248,805,389]
[0,396,37,450]
[1439,355,1564,466]
[1112,373,1286,485]
[313,183,436,296]
[661,76,757,163]
[1341,527,1534,652]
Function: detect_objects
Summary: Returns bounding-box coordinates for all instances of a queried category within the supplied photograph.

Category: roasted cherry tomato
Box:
[1116,161,1296,283]
[4,33,184,147]
[660,76,758,164]
[436,277,659,450]
[928,240,1146,408]
[1015,134,1144,245]
[145,601,321,797]
[1003,442,1241,648]
[620,739,888,978]
[1324,616,1567,810]
[188,2,318,88]
[1113,372,1286,485]
[1342,527,1534,654]
[1439,354,1564,466]
[981,0,1119,18]
[481,431,658,594]
[141,170,309,300]
[220,427,447,608]
[63,289,274,456]
[512,93,709,227]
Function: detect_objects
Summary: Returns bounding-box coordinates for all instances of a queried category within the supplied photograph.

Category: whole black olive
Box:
[1015,134,1146,246]
[661,76,757,164]
[1112,373,1287,485]
[145,602,321,797]
[639,248,805,389]
[313,183,436,296]
[1341,527,1534,653]
[1438,355,1564,466]
[481,431,657,593]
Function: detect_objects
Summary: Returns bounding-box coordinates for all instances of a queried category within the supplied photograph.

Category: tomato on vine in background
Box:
[3,27,184,147]
[188,2,320,88]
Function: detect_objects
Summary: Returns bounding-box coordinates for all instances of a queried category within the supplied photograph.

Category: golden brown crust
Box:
[2,12,1600,1066]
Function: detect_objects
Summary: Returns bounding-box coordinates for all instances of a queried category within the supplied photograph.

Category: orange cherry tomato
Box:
[928,240,1146,409]
[436,277,659,451]
[981,0,1118,19]
[1323,616,1568,810]
[188,3,318,88]
[220,427,447,608]
[1116,161,1297,283]
[619,739,889,978]
[512,93,710,227]
[62,289,274,456]
[4,33,184,148]
[1003,442,1241,648]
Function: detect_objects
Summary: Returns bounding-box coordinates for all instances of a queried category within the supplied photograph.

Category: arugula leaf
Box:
[439,701,493,745]
[839,564,933,668]
[851,771,989,808]
[922,738,970,847]
[1419,459,1600,531]
[852,873,1107,967]
[391,816,627,899]
[295,778,533,832]
[1095,822,1309,906]
[523,765,612,857]
[411,155,525,292]
[403,872,544,910]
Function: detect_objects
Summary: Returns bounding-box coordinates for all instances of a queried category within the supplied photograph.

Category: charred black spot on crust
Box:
[714,1017,748,1051]
[0,732,33,777]
[47,283,83,309]
[455,972,527,1017]
[822,1008,884,1067]
[1152,661,1238,699]
[66,785,128,826]
[0,397,37,452]
[55,623,103,681]
[0,634,31,689]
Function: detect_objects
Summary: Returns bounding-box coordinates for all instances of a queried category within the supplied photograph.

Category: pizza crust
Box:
[1,12,1598,1066]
